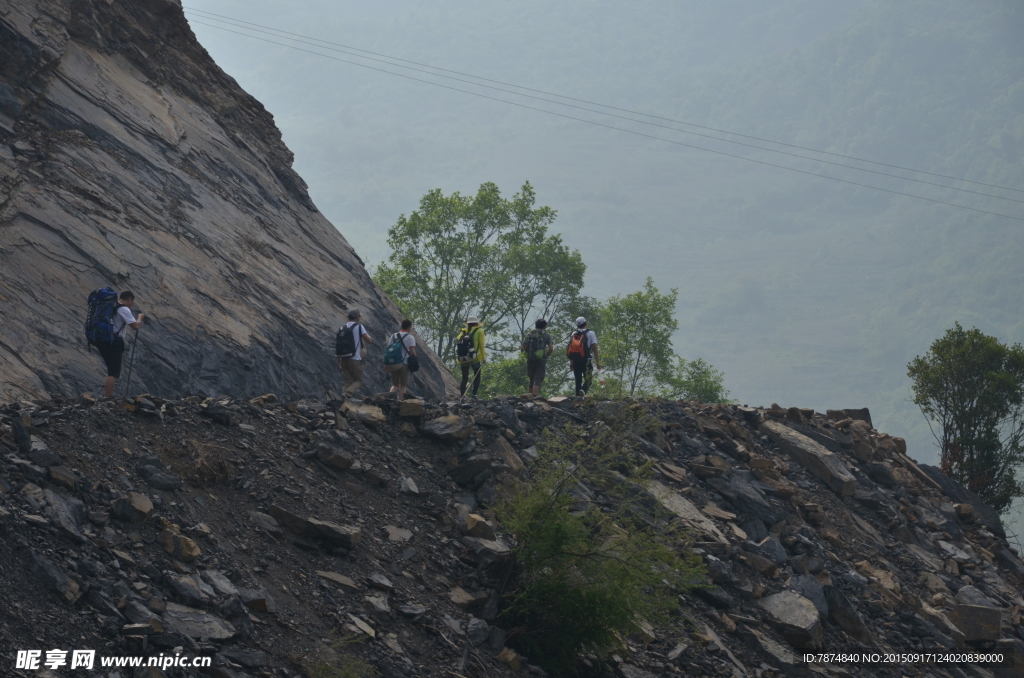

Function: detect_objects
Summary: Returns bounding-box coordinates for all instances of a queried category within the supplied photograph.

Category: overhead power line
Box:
[184,6,1024,199]
[183,15,1024,222]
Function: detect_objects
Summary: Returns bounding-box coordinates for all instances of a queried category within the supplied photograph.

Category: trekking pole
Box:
[122,328,140,399]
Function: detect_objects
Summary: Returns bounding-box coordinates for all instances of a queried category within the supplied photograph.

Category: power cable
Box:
[184,11,1023,205]
[184,18,1024,222]
[184,6,1024,197]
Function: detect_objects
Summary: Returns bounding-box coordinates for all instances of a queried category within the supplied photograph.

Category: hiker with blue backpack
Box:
[336,308,373,399]
[383,318,418,400]
[85,288,144,398]
[520,318,554,396]
[455,316,486,399]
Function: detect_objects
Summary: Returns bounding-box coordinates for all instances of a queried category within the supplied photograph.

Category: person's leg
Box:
[581,360,594,394]
[99,340,123,398]
[460,363,470,396]
[342,359,363,397]
[526,359,537,394]
[471,363,482,396]
[572,359,584,396]
[398,365,410,399]
[533,360,546,396]
[389,365,401,393]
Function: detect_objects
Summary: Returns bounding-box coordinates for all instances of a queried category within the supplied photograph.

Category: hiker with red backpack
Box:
[567,316,601,397]
[85,289,144,398]
[336,308,373,399]
[520,318,554,396]
[455,316,486,398]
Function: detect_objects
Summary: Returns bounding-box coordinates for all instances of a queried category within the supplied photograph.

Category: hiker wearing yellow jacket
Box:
[456,316,486,398]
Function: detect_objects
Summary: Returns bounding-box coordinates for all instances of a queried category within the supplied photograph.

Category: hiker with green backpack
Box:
[520,318,554,396]
[383,318,418,400]
[455,316,486,398]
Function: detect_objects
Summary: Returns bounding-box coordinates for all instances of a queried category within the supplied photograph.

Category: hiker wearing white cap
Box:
[455,316,486,398]
[566,316,600,396]
[336,308,372,398]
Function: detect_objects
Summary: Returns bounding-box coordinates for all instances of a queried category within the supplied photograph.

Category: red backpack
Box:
[567,330,588,359]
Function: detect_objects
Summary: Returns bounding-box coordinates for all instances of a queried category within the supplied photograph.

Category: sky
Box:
[181,0,1024,531]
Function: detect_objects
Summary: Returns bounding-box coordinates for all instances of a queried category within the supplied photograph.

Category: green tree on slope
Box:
[908,323,1024,513]
[374,181,584,364]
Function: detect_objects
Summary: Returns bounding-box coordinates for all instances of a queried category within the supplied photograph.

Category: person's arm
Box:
[121,306,143,331]
[591,344,601,370]
[360,326,372,345]
[477,330,486,363]
[546,335,554,358]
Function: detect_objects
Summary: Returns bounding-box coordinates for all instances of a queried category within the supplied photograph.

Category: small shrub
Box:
[497,404,704,676]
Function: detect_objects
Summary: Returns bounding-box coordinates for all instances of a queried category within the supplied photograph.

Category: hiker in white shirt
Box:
[337,308,372,397]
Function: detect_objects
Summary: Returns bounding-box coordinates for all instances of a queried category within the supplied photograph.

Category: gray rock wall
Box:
[0,0,457,401]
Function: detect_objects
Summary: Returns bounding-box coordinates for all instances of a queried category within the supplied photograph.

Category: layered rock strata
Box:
[0,0,455,401]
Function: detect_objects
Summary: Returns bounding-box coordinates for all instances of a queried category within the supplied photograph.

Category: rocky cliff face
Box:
[0,0,455,401]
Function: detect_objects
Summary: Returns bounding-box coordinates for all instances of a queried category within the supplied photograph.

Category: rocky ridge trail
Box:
[2,393,1024,678]
[0,0,455,402]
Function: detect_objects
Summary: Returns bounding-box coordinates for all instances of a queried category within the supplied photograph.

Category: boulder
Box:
[47,466,79,490]
[163,603,236,640]
[823,585,871,643]
[317,571,359,593]
[342,402,386,427]
[461,536,511,564]
[157,529,201,562]
[26,550,81,604]
[465,514,495,540]
[421,415,475,441]
[200,570,239,597]
[306,519,362,548]
[761,421,856,496]
[949,604,1003,643]
[451,454,494,486]
[489,436,525,474]
[251,512,283,537]
[467,618,490,647]
[399,399,425,417]
[112,492,153,523]
[788,574,828,618]
[316,443,353,470]
[268,504,309,533]
[758,590,822,649]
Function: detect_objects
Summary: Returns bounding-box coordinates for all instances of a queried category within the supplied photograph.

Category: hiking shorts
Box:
[387,363,410,387]
[97,338,125,378]
[526,358,547,388]
[339,358,364,396]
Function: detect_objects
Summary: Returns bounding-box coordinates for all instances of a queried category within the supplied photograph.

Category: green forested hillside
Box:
[187,0,1024,520]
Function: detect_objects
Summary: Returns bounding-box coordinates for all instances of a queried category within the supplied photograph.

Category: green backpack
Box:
[524,330,548,360]
[383,332,408,366]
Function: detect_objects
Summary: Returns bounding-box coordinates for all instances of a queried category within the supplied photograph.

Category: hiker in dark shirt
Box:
[520,319,554,396]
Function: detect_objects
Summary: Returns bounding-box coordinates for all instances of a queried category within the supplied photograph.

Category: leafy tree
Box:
[572,278,729,401]
[907,323,1024,514]
[598,278,679,397]
[660,357,731,403]
[374,182,584,364]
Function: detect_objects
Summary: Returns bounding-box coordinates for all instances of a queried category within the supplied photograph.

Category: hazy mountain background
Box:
[183,0,1024,530]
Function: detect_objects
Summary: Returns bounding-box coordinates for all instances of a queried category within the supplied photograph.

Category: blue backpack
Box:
[85,287,119,347]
